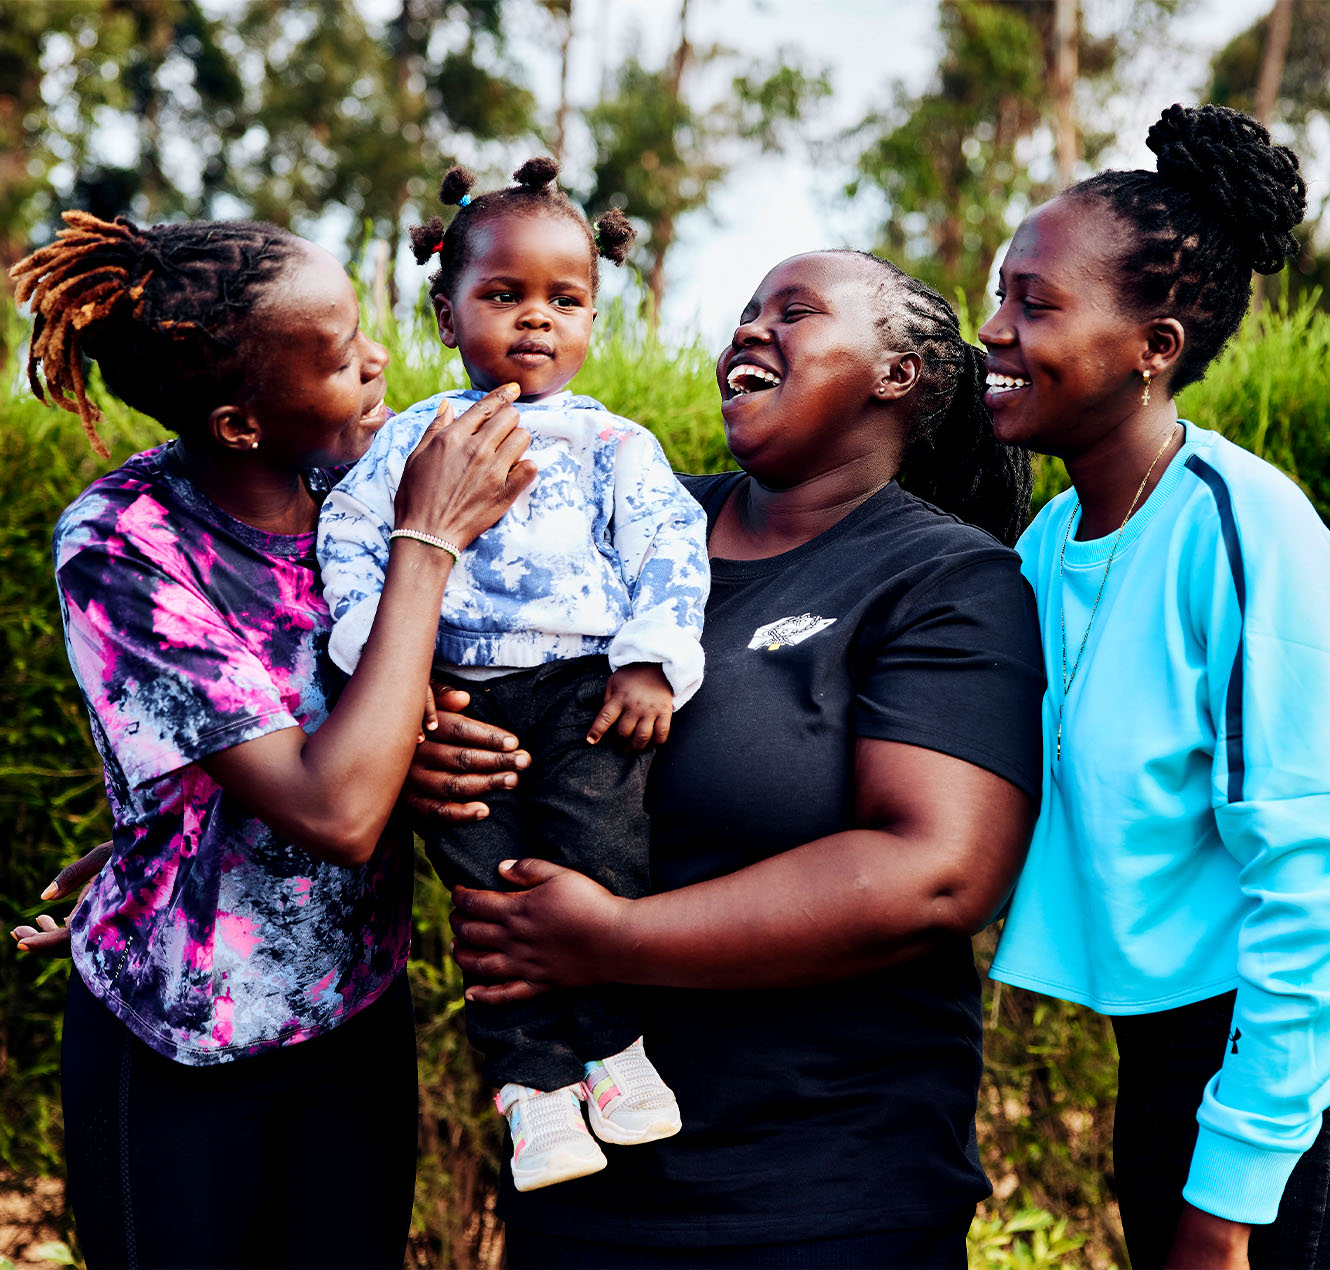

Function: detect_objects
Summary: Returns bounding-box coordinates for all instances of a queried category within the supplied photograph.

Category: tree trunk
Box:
[553,0,573,166]
[1253,0,1293,311]
[646,224,671,328]
[645,0,690,329]
[1254,0,1293,125]
[1052,0,1078,188]
[670,0,690,95]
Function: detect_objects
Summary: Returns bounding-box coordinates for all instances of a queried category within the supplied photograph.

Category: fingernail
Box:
[416,733,425,744]
[501,736,517,750]
[40,884,57,900]
[465,990,476,1002]
[513,753,530,769]
[425,720,438,731]
[499,859,517,870]
[503,774,517,787]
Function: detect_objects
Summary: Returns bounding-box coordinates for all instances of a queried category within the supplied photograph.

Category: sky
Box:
[354,0,1284,347]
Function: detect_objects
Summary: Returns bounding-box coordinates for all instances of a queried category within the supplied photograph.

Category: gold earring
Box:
[1141,369,1151,407]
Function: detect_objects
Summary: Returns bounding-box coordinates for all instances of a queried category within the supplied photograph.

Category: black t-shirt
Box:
[505,473,1044,1245]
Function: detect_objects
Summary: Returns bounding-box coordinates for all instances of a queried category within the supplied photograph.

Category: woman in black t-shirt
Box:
[426,249,1045,1267]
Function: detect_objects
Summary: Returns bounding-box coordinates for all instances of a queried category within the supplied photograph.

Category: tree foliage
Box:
[3,0,830,320]
[584,6,830,322]
[0,0,542,303]
[210,0,541,299]
[850,0,1183,313]
[0,0,243,275]
[1208,0,1330,308]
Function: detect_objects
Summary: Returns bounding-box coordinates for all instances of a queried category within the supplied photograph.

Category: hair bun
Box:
[1148,103,1306,274]
[592,206,636,266]
[408,215,446,265]
[439,166,477,207]
[513,156,559,189]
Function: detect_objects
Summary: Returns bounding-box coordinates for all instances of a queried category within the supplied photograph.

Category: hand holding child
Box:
[586,662,674,750]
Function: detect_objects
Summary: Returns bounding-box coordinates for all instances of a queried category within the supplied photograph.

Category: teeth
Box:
[726,363,782,394]
[985,372,1029,392]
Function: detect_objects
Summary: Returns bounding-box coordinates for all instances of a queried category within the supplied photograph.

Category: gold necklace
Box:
[1056,424,1179,761]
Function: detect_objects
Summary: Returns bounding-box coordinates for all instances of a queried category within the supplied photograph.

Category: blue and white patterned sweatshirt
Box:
[318,389,709,706]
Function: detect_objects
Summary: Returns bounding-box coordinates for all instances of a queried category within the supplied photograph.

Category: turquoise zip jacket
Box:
[991,421,1330,1224]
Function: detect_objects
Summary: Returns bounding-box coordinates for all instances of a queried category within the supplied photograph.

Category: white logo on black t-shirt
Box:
[747,613,837,651]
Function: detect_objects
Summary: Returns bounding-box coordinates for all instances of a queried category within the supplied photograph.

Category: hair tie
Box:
[433,240,443,253]
[457,194,471,208]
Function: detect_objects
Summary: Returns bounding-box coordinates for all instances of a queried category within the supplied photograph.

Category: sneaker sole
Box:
[511,1146,608,1192]
[585,1099,683,1146]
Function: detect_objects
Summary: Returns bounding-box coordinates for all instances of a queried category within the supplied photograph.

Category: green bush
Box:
[967,1205,1093,1269]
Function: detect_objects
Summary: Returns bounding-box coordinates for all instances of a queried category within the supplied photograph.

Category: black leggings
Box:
[63,969,418,1270]
[1114,991,1330,1270]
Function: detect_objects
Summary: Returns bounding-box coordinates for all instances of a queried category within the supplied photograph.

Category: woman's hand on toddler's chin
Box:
[10,840,112,955]
[404,686,532,824]
[393,383,537,554]
[450,858,630,1002]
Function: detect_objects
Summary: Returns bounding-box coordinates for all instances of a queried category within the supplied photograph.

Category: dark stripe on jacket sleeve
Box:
[1185,454,1247,803]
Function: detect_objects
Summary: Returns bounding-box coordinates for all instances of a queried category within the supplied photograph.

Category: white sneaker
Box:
[581,1038,683,1146]
[495,1082,607,1192]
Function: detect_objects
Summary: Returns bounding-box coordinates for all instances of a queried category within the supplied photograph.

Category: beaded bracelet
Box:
[388,528,462,564]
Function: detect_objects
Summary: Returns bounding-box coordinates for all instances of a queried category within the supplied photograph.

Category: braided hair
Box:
[9,212,300,455]
[408,157,636,302]
[1067,103,1306,392]
[838,250,1031,546]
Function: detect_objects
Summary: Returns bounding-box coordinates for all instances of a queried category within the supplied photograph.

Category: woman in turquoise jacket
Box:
[982,104,1330,1269]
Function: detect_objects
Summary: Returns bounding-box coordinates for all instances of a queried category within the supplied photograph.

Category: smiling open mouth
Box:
[985,372,1029,394]
[726,364,782,395]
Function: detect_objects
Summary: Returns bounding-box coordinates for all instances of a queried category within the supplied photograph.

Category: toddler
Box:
[317,159,709,1191]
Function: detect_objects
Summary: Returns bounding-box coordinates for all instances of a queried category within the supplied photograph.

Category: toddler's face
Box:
[435,212,596,402]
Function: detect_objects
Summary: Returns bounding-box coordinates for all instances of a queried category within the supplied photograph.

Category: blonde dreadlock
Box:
[9,211,299,456]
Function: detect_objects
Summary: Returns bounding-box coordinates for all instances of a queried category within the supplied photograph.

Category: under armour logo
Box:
[1229,1027,1242,1055]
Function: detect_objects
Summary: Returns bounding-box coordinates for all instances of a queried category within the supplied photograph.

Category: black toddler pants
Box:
[426,654,650,1090]
[1113,990,1330,1269]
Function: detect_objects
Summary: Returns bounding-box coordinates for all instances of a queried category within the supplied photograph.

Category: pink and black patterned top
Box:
[53,444,413,1066]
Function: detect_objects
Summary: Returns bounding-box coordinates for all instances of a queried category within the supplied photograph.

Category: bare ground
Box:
[0,1173,70,1269]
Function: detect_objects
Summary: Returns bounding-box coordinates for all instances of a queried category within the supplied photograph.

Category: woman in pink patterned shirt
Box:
[12,211,532,1269]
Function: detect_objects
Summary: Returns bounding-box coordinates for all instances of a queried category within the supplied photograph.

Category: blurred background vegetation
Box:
[3,1,1327,1267]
